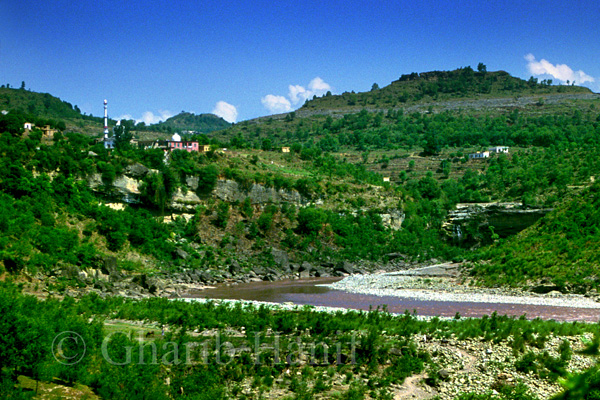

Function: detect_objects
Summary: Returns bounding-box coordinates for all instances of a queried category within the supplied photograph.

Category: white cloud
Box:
[261,94,292,114]
[140,110,173,125]
[288,84,309,105]
[212,101,238,123]
[308,77,331,93]
[115,111,172,125]
[525,54,595,84]
[116,114,134,121]
[118,110,173,125]
[287,77,332,106]
[262,77,332,113]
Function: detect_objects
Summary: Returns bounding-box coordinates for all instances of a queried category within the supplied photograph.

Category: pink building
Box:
[167,141,199,152]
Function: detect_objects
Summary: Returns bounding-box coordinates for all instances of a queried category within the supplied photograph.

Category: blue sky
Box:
[2,0,599,124]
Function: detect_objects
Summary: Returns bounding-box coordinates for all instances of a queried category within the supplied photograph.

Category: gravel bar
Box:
[322,273,600,309]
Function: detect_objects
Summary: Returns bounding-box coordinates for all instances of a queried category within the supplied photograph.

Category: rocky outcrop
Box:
[124,163,150,179]
[442,202,552,242]
[88,173,142,204]
[380,210,405,231]
[171,188,202,211]
[215,179,308,205]
[112,176,142,203]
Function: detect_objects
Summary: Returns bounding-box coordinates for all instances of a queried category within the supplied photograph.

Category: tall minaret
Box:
[103,99,109,139]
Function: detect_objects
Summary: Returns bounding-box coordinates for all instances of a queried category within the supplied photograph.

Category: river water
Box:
[186,277,600,322]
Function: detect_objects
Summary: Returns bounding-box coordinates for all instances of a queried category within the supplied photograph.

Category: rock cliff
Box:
[87,166,406,230]
[442,202,552,242]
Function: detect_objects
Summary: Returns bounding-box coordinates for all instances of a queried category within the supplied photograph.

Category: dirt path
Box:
[393,372,433,400]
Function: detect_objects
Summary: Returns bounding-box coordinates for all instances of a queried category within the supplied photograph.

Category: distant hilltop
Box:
[300,66,593,113]
[147,112,231,134]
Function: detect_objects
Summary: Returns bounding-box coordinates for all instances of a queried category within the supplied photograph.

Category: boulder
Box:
[186,176,199,191]
[389,348,403,357]
[438,369,451,380]
[300,261,313,272]
[199,271,213,283]
[531,284,563,294]
[335,261,356,275]
[112,175,142,203]
[229,260,242,275]
[175,248,189,260]
[299,270,311,279]
[170,188,202,211]
[321,261,335,269]
[132,274,160,294]
[270,248,290,271]
[100,256,121,281]
[313,268,330,278]
[125,163,150,179]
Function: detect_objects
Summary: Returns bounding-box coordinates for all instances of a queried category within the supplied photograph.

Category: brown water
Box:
[186,277,600,322]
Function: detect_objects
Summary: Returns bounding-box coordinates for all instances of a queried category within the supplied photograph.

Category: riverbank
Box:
[323,264,600,309]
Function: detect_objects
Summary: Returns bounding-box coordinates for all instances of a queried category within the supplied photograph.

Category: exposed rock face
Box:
[124,163,150,179]
[380,210,405,231]
[215,179,307,205]
[442,202,552,242]
[89,173,142,204]
[88,172,400,229]
[170,188,202,211]
[186,176,199,191]
[112,176,141,203]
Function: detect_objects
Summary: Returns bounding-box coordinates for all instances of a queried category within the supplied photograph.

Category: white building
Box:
[469,151,490,159]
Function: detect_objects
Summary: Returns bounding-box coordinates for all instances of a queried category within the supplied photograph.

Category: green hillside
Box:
[471,182,600,292]
[1,67,600,295]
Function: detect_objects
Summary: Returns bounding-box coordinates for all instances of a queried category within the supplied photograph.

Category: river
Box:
[185,277,600,322]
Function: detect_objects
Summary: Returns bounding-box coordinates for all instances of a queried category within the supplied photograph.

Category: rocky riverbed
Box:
[324,264,600,309]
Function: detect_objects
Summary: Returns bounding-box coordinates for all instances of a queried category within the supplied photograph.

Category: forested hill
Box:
[146,112,231,133]
[0,87,94,121]
[299,66,594,113]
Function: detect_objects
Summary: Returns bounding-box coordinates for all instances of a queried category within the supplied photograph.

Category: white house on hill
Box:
[469,151,490,159]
